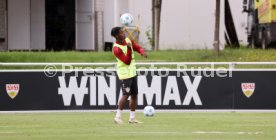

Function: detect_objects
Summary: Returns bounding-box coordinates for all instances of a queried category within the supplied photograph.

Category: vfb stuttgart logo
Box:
[6,84,20,99]
[241,83,255,98]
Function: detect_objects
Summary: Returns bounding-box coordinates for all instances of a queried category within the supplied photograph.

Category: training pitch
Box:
[0,111,275,140]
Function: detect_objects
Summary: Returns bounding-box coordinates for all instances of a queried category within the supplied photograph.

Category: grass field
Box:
[1,47,276,69]
[1,48,276,140]
[0,112,276,140]
[1,47,276,62]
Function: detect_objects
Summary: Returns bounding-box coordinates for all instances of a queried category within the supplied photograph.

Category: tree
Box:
[152,0,162,51]
[213,0,221,54]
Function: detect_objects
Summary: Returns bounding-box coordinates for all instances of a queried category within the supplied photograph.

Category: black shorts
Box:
[121,76,138,95]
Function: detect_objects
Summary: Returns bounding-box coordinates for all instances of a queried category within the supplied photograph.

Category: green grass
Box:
[0,112,276,140]
[0,47,276,62]
[1,47,276,69]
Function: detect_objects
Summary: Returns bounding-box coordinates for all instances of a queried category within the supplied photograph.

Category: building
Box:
[0,0,246,51]
[0,0,104,51]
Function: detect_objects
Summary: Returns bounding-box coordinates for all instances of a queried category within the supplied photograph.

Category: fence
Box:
[0,62,276,111]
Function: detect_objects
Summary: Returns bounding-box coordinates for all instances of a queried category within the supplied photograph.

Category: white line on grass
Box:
[112,131,183,135]
[238,124,276,127]
[193,131,263,135]
[1,109,276,114]
[0,131,17,134]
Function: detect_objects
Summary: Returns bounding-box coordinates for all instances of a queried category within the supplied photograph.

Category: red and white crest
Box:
[241,83,255,98]
[6,84,20,99]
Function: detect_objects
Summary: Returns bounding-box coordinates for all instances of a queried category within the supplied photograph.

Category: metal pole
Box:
[213,0,221,54]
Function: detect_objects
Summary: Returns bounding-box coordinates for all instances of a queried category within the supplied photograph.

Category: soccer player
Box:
[111,27,148,124]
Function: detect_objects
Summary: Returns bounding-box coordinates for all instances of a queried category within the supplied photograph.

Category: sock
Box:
[130,111,135,119]
[115,109,122,118]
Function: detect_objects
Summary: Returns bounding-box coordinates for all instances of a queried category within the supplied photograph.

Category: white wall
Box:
[159,0,225,50]
[129,0,152,49]
[104,0,116,43]
[104,0,232,50]
[75,0,95,50]
[116,0,129,18]
[229,0,247,45]
[103,0,152,48]
[31,0,45,50]
[104,0,129,43]
[113,0,129,27]
[8,0,31,50]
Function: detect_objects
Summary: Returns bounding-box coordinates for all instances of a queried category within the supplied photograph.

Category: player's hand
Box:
[127,43,132,49]
[142,52,148,58]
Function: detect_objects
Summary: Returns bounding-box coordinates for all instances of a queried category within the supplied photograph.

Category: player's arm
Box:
[113,46,132,65]
[131,40,148,58]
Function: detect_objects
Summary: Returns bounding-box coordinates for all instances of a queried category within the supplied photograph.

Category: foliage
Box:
[145,26,154,50]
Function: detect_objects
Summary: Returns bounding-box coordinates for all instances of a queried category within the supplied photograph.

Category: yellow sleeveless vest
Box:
[113,38,137,80]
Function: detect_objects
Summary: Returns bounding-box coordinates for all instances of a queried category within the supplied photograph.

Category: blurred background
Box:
[0,0,248,52]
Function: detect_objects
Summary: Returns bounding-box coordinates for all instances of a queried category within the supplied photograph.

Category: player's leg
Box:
[114,95,129,124]
[129,94,137,121]
[129,94,137,112]
[129,96,142,124]
[114,78,131,124]
[128,76,142,124]
[118,95,129,110]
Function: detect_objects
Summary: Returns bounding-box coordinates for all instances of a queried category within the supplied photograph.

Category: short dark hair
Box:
[111,27,122,37]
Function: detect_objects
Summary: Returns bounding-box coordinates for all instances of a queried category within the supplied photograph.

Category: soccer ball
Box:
[120,13,134,26]
[143,106,155,117]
